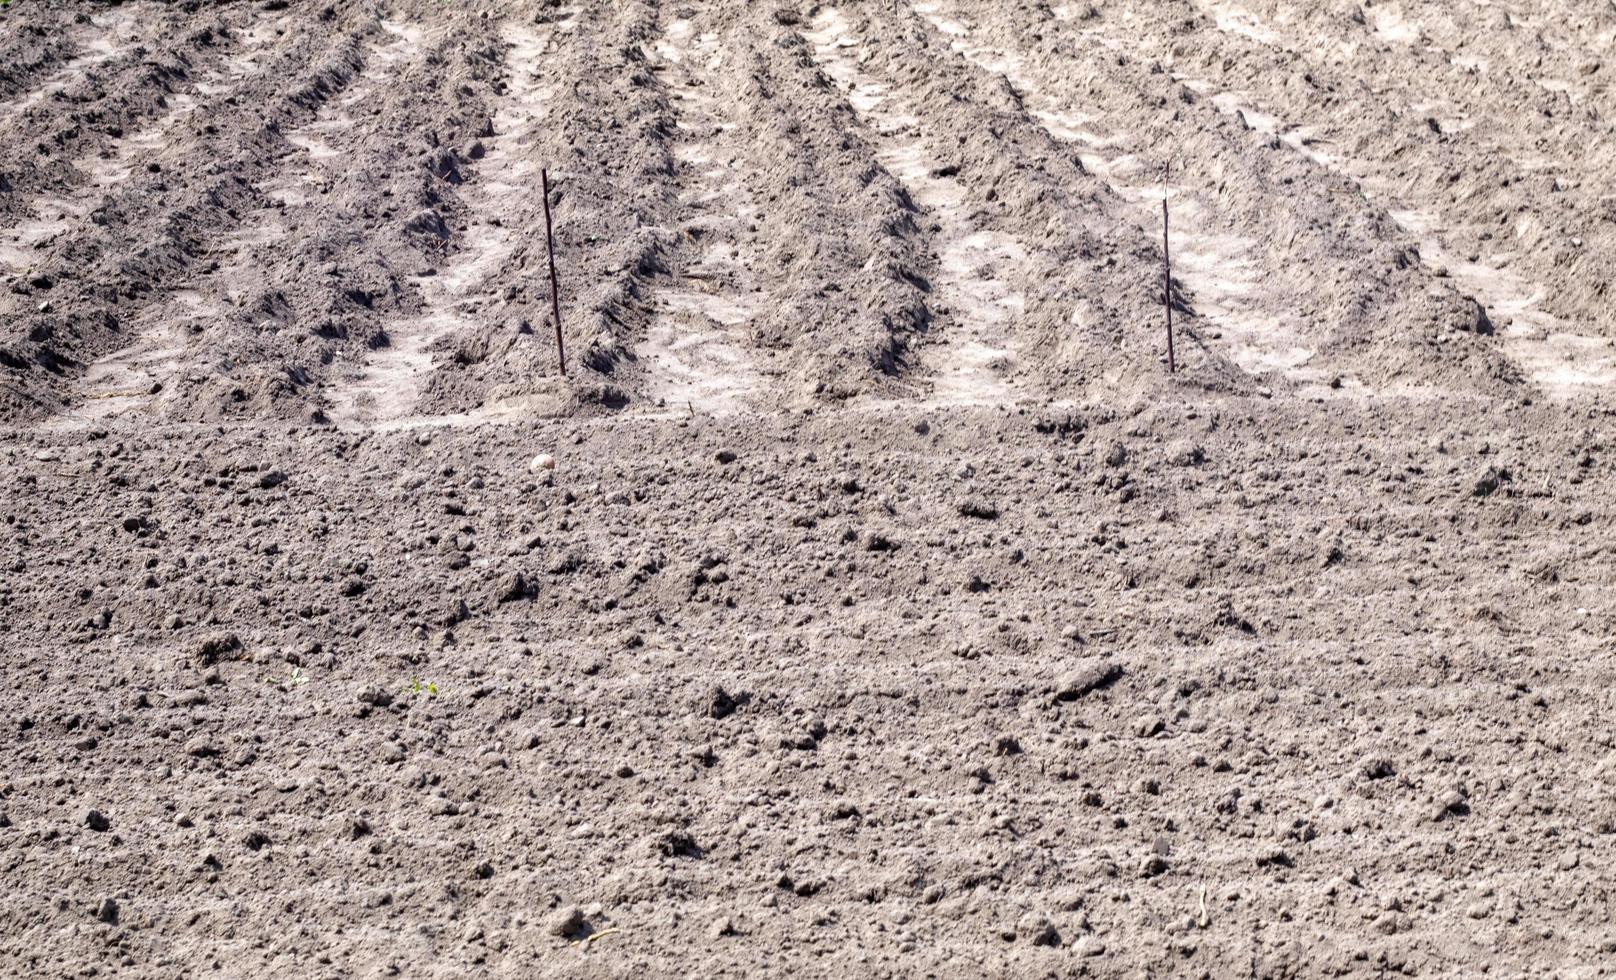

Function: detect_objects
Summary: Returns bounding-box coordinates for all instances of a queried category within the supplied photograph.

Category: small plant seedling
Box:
[263,665,309,690]
[407,677,439,697]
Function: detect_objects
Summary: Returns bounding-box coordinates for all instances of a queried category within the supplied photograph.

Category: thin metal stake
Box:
[541,168,566,377]
[1163,162,1175,374]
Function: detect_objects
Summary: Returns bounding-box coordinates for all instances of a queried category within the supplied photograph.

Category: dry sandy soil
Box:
[3,0,1616,976]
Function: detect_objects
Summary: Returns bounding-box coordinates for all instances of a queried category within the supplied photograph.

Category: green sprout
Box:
[407,676,439,697]
[263,665,309,690]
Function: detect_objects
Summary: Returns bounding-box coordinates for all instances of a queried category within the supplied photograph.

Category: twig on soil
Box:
[1163,161,1175,374]
[570,927,621,949]
[541,167,566,378]
[1197,884,1210,928]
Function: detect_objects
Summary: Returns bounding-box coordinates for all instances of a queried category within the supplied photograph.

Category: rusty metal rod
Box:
[1163,162,1175,374]
[541,167,566,377]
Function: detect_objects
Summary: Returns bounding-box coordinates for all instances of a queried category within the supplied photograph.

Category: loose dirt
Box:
[3,1,1615,977]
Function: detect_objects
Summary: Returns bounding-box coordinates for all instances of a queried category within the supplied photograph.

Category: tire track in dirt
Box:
[2,16,376,424]
[325,11,578,430]
[79,8,295,194]
[912,1,1318,384]
[19,10,285,251]
[987,0,1521,395]
[635,13,765,416]
[646,6,933,408]
[35,15,337,426]
[0,7,175,275]
[806,8,1025,408]
[799,3,1243,396]
[82,12,502,427]
[0,5,140,128]
[262,19,423,209]
[1167,0,1616,394]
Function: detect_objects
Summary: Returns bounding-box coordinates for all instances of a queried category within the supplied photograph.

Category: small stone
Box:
[496,571,530,603]
[548,905,586,938]
[1055,660,1121,700]
[85,809,110,832]
[190,633,241,667]
[185,737,221,758]
[529,453,556,473]
[1254,847,1293,868]
[707,685,737,719]
[1134,714,1164,738]
[95,897,118,924]
[357,686,394,708]
[1433,790,1467,820]
[1016,912,1060,946]
[1372,912,1411,935]
[1074,936,1106,956]
[1361,756,1396,780]
[1472,466,1511,498]
[655,829,702,858]
[1104,442,1128,467]
[956,496,999,519]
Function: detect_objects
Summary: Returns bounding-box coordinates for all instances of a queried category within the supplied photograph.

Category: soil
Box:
[3,1,1615,977]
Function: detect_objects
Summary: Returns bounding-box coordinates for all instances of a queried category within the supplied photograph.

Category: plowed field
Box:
[3,1,1615,976]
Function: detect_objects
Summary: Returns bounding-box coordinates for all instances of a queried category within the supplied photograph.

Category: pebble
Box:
[1015,912,1060,946]
[1254,847,1293,868]
[707,685,737,719]
[1360,756,1396,780]
[956,496,999,519]
[85,809,110,832]
[1054,660,1121,700]
[548,905,586,938]
[529,453,556,473]
[357,686,394,708]
[496,571,530,603]
[185,737,222,758]
[1373,912,1412,935]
